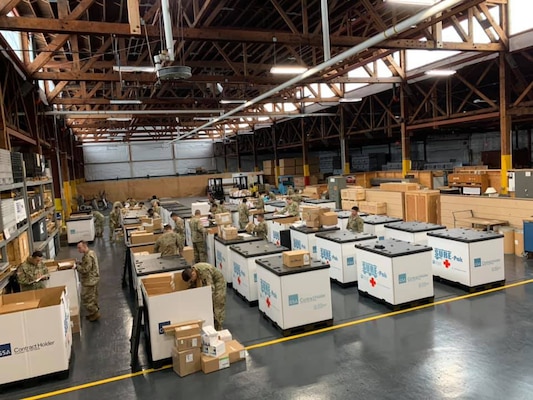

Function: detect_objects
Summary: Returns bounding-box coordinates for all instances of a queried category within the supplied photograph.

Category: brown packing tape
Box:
[162,319,206,335]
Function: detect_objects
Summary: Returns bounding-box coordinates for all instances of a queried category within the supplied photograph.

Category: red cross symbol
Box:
[266,297,271,308]
[276,240,280,245]
[218,262,223,270]
[237,276,241,285]
[370,277,376,287]
[443,259,450,268]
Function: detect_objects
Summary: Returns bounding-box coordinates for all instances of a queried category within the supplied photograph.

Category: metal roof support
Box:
[168,0,466,143]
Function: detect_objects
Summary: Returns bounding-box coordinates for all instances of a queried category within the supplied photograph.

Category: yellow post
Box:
[501,154,511,195]
[402,159,411,178]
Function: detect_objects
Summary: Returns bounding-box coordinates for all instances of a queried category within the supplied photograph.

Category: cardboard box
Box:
[201,325,218,345]
[142,223,154,233]
[215,212,233,226]
[140,217,152,225]
[172,347,201,377]
[0,299,41,315]
[202,339,226,357]
[218,329,232,342]
[283,250,311,268]
[221,226,238,241]
[379,182,420,192]
[279,166,295,175]
[0,286,72,385]
[226,340,246,364]
[341,199,358,211]
[175,323,201,339]
[7,231,30,266]
[153,218,163,230]
[131,244,155,254]
[176,334,201,352]
[295,166,304,175]
[341,187,366,201]
[182,246,194,265]
[71,313,81,334]
[162,318,205,335]
[279,158,295,167]
[320,212,338,226]
[359,201,387,215]
[130,231,155,244]
[201,353,230,374]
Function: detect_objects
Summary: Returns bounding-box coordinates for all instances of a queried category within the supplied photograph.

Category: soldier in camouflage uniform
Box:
[154,225,183,256]
[190,209,207,263]
[276,197,299,217]
[286,186,295,196]
[182,263,226,330]
[170,212,186,248]
[148,208,160,219]
[256,192,266,212]
[109,204,121,240]
[152,200,161,216]
[346,206,364,233]
[77,241,100,322]
[217,200,228,214]
[238,198,250,229]
[92,210,105,237]
[17,251,49,292]
[252,214,268,241]
[268,190,277,201]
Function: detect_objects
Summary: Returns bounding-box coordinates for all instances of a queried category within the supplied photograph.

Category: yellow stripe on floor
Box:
[22,278,533,399]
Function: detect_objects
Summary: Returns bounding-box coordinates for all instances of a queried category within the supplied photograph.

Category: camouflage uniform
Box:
[346,215,364,233]
[190,216,207,263]
[268,191,277,201]
[279,201,299,216]
[286,186,295,196]
[238,203,249,229]
[252,221,268,241]
[77,249,100,316]
[173,216,186,250]
[191,263,226,330]
[291,194,303,204]
[215,205,229,214]
[109,209,121,239]
[92,210,105,237]
[153,205,161,216]
[17,257,49,292]
[155,231,183,256]
[256,196,265,212]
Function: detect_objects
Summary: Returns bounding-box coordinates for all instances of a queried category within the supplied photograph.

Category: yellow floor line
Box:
[22,278,533,400]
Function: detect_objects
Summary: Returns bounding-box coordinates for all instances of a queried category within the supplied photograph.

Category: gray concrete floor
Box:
[3,206,533,399]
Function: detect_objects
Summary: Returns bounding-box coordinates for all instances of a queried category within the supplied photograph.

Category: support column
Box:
[340,106,350,174]
[500,52,511,194]
[223,142,228,172]
[272,123,280,185]
[301,118,310,186]
[400,83,411,177]
[236,137,241,172]
[252,131,259,172]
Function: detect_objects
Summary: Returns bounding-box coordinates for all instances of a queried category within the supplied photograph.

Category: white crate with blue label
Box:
[290,225,339,260]
[316,230,377,285]
[215,234,263,284]
[256,255,332,331]
[230,241,288,305]
[0,286,72,385]
[141,272,214,363]
[355,239,434,306]
[427,228,505,287]
[264,201,286,213]
[384,221,446,245]
[66,215,95,244]
[362,215,403,240]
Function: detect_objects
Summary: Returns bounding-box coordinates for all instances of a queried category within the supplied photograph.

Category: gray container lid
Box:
[384,221,446,233]
[302,199,334,204]
[256,255,329,276]
[264,214,295,221]
[134,255,189,276]
[230,241,288,257]
[427,228,504,243]
[315,230,377,243]
[362,215,403,225]
[290,225,339,234]
[355,239,432,257]
[265,201,286,207]
[335,210,352,219]
[215,234,263,245]
[66,215,92,222]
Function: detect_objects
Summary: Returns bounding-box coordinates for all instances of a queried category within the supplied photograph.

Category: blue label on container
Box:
[158,321,171,335]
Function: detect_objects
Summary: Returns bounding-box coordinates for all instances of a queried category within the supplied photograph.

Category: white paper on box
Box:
[191,338,198,347]
[186,354,194,363]
[219,356,230,369]
[218,329,232,342]
[202,333,218,346]
[202,325,217,337]
[240,350,247,358]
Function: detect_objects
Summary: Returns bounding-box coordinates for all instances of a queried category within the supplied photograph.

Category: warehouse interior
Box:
[1,0,533,398]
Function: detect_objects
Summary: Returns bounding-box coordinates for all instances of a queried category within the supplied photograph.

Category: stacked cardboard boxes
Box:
[201,326,246,374]
[302,184,328,200]
[358,201,387,215]
[215,212,234,237]
[301,206,338,228]
[282,250,310,267]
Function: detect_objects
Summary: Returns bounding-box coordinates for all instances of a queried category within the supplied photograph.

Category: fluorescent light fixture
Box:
[339,97,363,103]
[219,99,247,104]
[193,117,214,121]
[385,0,439,5]
[425,69,456,76]
[270,66,308,74]
[113,66,156,73]
[109,99,142,105]
[107,117,132,121]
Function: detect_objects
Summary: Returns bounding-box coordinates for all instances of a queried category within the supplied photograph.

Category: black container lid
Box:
[354,239,432,257]
[361,215,403,225]
[256,255,329,276]
[427,228,504,243]
[315,230,377,243]
[215,234,263,245]
[290,225,339,234]
[384,221,446,233]
[230,241,288,257]
[134,255,189,276]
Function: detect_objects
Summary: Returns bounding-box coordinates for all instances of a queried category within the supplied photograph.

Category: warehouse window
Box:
[509,0,533,35]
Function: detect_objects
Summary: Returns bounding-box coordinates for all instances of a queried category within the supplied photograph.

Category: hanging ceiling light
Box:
[385,0,440,5]
[425,69,456,76]
[270,66,309,74]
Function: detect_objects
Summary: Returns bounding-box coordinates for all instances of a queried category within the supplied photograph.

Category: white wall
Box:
[83,141,215,181]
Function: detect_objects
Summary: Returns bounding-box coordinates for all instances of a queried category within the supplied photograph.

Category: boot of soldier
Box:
[88,312,100,322]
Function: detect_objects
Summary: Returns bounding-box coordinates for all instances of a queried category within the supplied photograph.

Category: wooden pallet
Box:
[434,276,505,293]
[330,277,358,289]
[232,288,258,307]
[358,289,434,311]
[261,311,333,337]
